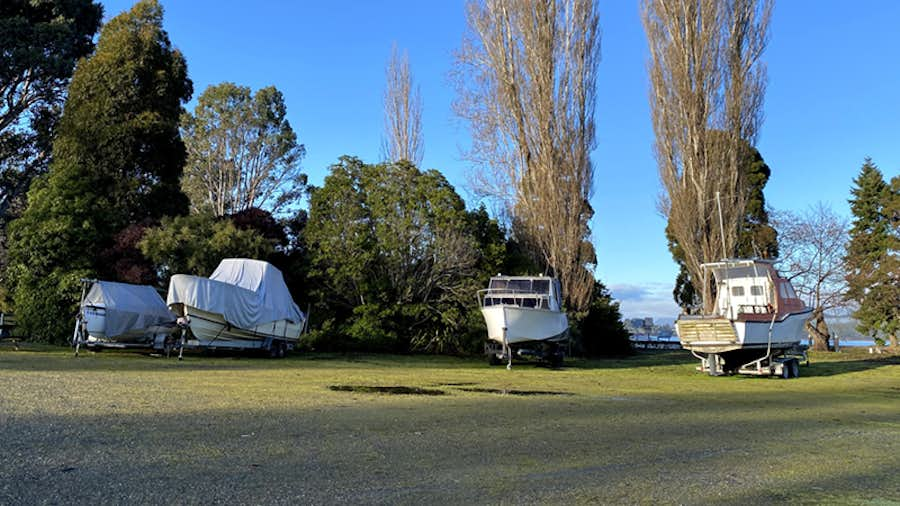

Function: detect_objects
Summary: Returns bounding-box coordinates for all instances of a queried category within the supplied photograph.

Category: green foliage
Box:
[845,159,898,346]
[0,0,102,299]
[5,0,191,342]
[306,157,484,353]
[181,82,306,216]
[667,141,778,312]
[0,0,102,200]
[139,213,276,281]
[737,146,778,259]
[576,280,632,356]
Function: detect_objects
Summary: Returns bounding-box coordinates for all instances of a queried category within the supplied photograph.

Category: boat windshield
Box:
[488,278,550,294]
[481,277,558,310]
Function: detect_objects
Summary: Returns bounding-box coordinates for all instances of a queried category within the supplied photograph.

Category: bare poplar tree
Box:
[453,0,601,311]
[642,0,772,312]
[382,44,424,166]
[773,203,849,350]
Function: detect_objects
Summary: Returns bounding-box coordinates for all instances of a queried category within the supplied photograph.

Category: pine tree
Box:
[845,158,897,347]
[6,0,191,342]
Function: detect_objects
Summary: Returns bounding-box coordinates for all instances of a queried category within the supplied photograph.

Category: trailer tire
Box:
[781,363,790,379]
[268,341,285,359]
[488,353,502,366]
[790,359,800,378]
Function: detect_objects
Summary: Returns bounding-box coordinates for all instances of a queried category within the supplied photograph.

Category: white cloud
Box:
[610,282,680,321]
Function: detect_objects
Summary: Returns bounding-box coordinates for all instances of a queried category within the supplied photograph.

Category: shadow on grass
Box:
[1,345,896,378]
[567,350,697,370]
[2,386,897,504]
[568,348,900,378]
[801,354,900,378]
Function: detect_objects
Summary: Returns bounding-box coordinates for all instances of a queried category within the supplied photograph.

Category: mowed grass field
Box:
[0,345,897,505]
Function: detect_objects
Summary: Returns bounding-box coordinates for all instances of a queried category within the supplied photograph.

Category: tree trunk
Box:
[889,333,898,349]
[805,306,831,351]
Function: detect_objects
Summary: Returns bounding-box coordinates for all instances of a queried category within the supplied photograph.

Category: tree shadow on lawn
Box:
[568,350,697,370]
[569,349,899,378]
[2,390,897,505]
[799,354,899,378]
[1,346,896,378]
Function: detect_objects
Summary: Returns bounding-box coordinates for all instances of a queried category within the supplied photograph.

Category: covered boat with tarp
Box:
[74,280,177,354]
[167,258,306,357]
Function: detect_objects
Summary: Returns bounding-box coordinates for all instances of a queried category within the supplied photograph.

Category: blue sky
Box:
[100,1,899,319]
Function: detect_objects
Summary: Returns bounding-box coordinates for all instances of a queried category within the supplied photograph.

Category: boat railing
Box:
[477,288,551,309]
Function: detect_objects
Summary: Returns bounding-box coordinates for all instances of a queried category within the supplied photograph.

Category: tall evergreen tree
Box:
[6,0,191,341]
[845,158,897,347]
[669,142,777,313]
[0,1,103,304]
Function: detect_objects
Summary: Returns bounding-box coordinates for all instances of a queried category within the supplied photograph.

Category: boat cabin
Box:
[478,276,562,312]
[703,260,805,321]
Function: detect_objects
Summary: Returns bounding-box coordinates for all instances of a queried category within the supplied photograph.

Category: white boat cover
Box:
[84,281,176,338]
[167,259,304,329]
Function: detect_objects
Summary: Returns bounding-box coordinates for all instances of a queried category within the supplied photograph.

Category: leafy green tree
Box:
[0,0,102,186]
[181,83,306,216]
[0,1,102,295]
[306,157,481,353]
[668,142,778,313]
[845,159,898,347]
[5,0,191,341]
[577,280,632,357]
[139,212,275,281]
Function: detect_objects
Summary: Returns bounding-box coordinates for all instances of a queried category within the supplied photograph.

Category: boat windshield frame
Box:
[478,276,560,311]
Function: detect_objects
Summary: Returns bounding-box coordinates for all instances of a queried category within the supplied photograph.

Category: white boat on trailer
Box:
[478,275,569,368]
[167,259,306,358]
[73,279,178,356]
[676,259,813,377]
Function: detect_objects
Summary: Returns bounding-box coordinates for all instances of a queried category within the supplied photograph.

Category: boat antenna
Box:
[716,191,733,318]
[716,191,728,259]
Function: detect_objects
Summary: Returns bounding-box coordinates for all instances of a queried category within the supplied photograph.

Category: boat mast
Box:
[716,192,732,318]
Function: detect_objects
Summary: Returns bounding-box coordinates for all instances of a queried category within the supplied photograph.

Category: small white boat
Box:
[167,259,306,357]
[74,280,177,354]
[676,259,812,375]
[478,275,569,367]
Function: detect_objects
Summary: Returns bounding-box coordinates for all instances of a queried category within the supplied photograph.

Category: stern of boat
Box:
[676,316,741,353]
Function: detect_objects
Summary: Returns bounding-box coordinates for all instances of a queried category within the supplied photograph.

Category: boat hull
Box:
[178,305,302,349]
[83,306,175,348]
[676,309,812,354]
[481,305,568,345]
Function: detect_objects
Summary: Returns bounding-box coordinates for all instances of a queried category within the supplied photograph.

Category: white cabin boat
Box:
[676,259,812,375]
[478,275,569,367]
[167,259,306,357]
[75,280,177,353]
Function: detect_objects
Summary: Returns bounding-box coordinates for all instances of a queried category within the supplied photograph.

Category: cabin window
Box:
[783,283,797,299]
[489,279,508,290]
[508,279,532,292]
[731,286,745,296]
[532,279,550,294]
[750,285,764,296]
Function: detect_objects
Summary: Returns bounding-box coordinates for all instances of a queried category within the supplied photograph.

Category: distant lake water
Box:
[631,335,878,348]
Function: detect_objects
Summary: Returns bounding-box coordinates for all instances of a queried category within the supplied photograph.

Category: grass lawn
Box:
[0,345,897,504]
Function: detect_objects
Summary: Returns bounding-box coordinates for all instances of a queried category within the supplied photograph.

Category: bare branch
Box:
[642,0,771,313]
[454,0,600,311]
[382,44,424,167]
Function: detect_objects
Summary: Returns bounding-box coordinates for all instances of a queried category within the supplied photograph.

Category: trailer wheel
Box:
[488,353,502,366]
[781,363,790,379]
[790,359,800,378]
[268,341,285,359]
